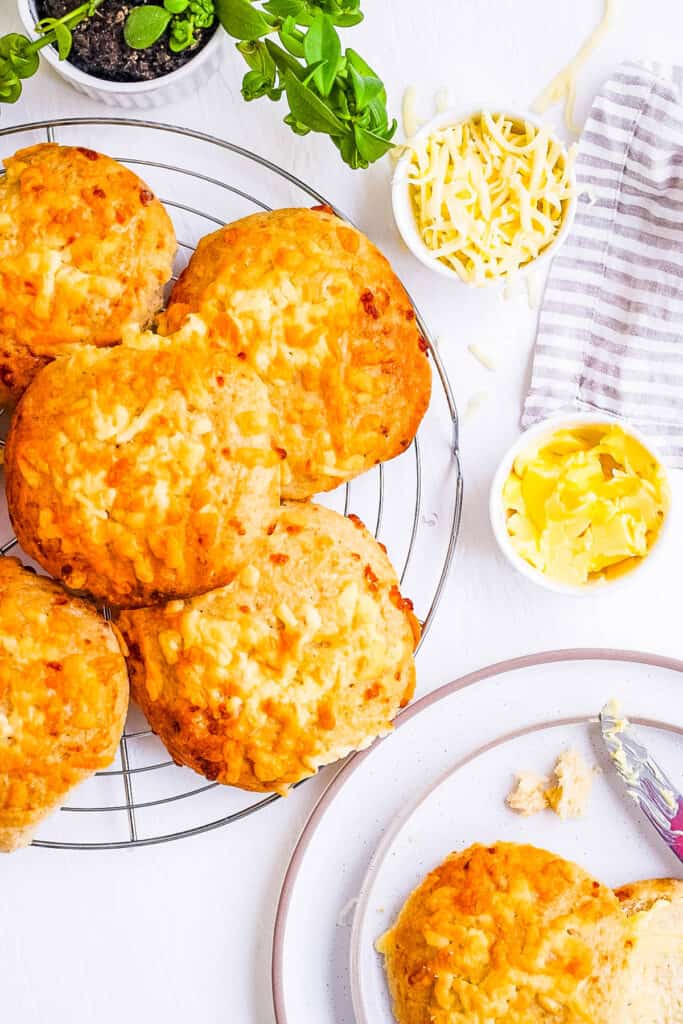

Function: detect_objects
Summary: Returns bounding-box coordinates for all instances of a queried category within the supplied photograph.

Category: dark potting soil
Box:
[35,0,217,83]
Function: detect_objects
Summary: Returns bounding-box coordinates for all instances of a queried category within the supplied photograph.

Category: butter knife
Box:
[599,700,683,864]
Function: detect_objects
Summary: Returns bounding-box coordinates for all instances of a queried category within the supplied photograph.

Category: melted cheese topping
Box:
[379,843,628,1024]
[118,503,420,793]
[406,112,575,284]
[503,424,670,587]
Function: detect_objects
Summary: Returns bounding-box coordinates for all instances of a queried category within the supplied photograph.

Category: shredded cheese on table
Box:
[468,343,498,371]
[402,86,419,140]
[533,0,618,134]
[463,390,490,422]
[406,112,575,285]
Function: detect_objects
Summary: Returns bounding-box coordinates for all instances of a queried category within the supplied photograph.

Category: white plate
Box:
[272,650,683,1024]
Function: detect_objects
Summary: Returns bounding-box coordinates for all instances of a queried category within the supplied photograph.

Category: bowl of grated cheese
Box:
[392,108,577,286]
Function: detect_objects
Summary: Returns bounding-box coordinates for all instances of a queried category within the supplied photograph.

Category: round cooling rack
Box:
[0,118,463,850]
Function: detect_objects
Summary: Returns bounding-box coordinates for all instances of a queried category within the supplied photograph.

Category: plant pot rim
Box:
[17,0,225,94]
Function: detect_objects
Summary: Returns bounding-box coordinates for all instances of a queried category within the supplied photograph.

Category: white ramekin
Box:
[392,107,577,285]
[17,0,229,109]
[489,412,672,596]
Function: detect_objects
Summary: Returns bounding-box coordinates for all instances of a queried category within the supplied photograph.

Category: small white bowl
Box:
[489,413,672,596]
[17,0,228,109]
[392,107,577,285]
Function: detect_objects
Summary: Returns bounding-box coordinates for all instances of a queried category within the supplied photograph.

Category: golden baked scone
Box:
[159,207,432,500]
[117,502,419,792]
[5,326,281,608]
[614,878,683,1023]
[0,143,176,403]
[378,842,629,1024]
[0,558,128,852]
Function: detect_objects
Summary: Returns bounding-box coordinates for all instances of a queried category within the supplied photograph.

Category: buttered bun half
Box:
[159,207,432,500]
[118,502,419,793]
[615,878,683,1023]
[0,559,128,852]
[0,143,176,404]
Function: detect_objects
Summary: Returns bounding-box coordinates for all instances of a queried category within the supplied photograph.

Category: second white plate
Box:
[272,650,683,1024]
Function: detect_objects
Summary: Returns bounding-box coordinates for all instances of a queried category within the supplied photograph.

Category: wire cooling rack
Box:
[0,118,463,849]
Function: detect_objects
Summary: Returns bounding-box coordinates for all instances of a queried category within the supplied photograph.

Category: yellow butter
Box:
[503,425,669,586]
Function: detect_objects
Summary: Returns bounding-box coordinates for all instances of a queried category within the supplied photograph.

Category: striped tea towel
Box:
[523,61,683,467]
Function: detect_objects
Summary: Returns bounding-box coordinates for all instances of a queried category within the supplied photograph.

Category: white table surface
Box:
[1,2,682,1021]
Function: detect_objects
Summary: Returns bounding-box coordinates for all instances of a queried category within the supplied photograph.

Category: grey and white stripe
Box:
[523,61,683,465]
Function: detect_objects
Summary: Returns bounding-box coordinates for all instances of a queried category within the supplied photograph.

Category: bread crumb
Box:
[506,771,549,815]
[506,748,594,819]
[546,748,594,819]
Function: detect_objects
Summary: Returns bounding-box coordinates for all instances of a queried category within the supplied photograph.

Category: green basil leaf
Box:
[240,38,275,78]
[164,0,189,11]
[264,38,303,78]
[263,0,303,17]
[300,59,326,91]
[237,39,262,70]
[278,17,304,57]
[242,68,269,98]
[283,68,345,135]
[335,131,366,169]
[169,18,196,50]
[353,122,395,162]
[347,63,383,112]
[0,61,22,103]
[346,47,386,102]
[124,6,172,49]
[284,111,311,136]
[52,21,73,60]
[303,12,340,96]
[215,0,271,40]
[332,83,350,119]
[0,34,39,79]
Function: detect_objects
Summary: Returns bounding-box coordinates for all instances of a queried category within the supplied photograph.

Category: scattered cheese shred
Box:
[468,343,498,371]
[435,87,450,113]
[405,112,575,285]
[402,86,419,140]
[533,0,619,134]
[463,390,489,422]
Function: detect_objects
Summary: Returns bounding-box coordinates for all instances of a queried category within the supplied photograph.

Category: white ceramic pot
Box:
[392,107,577,285]
[489,412,672,596]
[17,0,229,109]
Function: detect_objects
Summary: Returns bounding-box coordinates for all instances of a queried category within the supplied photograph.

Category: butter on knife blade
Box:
[599,700,683,864]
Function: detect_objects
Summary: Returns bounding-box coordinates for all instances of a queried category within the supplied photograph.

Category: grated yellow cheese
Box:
[463,390,490,422]
[533,0,618,134]
[402,86,419,140]
[468,343,498,371]
[405,112,575,285]
[435,87,450,113]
